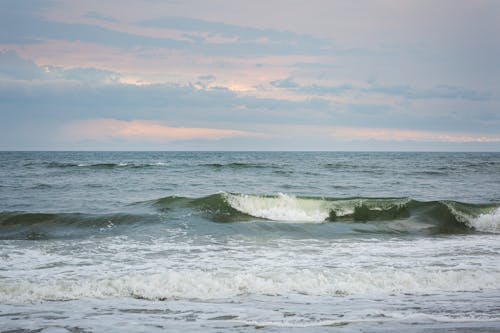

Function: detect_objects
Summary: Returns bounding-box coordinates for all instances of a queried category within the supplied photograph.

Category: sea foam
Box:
[224,193,332,222]
[2,267,499,303]
[470,208,500,233]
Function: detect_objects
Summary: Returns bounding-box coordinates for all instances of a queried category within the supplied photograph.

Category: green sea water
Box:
[1,151,499,332]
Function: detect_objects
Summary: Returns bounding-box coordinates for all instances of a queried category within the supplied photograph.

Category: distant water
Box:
[1,151,499,332]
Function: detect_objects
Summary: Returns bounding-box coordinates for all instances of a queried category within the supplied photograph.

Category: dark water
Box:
[1,152,499,332]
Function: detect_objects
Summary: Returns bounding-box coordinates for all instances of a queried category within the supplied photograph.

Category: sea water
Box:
[0,151,499,332]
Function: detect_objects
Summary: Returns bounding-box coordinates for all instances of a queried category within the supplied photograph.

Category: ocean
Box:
[1,151,499,332]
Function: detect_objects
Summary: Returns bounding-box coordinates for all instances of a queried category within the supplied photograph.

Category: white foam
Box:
[223,193,411,223]
[224,193,332,222]
[2,267,499,303]
[470,207,500,233]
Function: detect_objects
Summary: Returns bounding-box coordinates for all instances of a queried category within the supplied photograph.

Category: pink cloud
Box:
[62,119,257,142]
[332,127,500,143]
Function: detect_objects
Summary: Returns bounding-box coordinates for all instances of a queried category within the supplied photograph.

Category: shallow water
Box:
[1,151,499,332]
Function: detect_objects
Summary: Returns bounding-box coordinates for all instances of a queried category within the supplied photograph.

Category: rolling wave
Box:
[151,193,500,233]
[37,162,169,169]
[0,212,160,240]
[40,161,283,170]
[2,193,499,240]
[40,161,284,170]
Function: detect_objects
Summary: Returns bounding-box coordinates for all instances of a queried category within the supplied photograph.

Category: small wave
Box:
[31,183,53,189]
[272,170,294,175]
[46,162,118,168]
[202,162,274,169]
[44,162,168,169]
[465,161,499,168]
[0,212,159,240]
[413,170,449,176]
[323,162,357,169]
[47,162,80,168]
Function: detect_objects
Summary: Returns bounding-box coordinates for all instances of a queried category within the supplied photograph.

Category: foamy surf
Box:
[223,193,332,222]
[2,267,500,303]
[470,208,500,233]
[222,193,412,223]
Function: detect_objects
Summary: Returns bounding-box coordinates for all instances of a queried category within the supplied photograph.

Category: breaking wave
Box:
[2,193,499,240]
[151,193,500,233]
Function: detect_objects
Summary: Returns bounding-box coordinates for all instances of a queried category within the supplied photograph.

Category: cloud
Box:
[0,71,332,124]
[194,74,216,88]
[62,119,258,142]
[270,77,353,95]
[1,51,498,139]
[270,77,298,89]
[0,6,332,57]
[0,1,499,151]
[83,11,119,23]
[0,50,121,83]
[366,83,491,101]
[269,77,491,101]
[47,66,121,83]
[0,6,186,49]
[139,16,328,48]
[198,75,216,81]
[332,126,500,143]
[0,49,44,79]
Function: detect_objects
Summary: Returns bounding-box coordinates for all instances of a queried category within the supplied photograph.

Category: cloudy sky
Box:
[1,0,499,150]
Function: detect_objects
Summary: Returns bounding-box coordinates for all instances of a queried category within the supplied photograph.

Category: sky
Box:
[0,0,499,151]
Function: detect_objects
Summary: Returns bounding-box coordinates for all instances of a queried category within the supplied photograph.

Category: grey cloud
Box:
[0,50,44,80]
[0,7,187,50]
[48,67,121,83]
[301,84,354,96]
[2,77,499,151]
[83,11,119,23]
[198,75,216,81]
[270,78,298,89]
[1,52,324,120]
[271,77,353,95]
[140,16,326,45]
[195,75,216,88]
[0,7,332,56]
[5,76,498,135]
[0,79,332,125]
[182,33,206,44]
[270,77,491,101]
[0,50,120,83]
[366,84,492,101]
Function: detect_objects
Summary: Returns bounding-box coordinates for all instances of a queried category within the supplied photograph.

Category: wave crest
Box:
[470,208,500,233]
[150,193,500,233]
[3,194,499,239]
